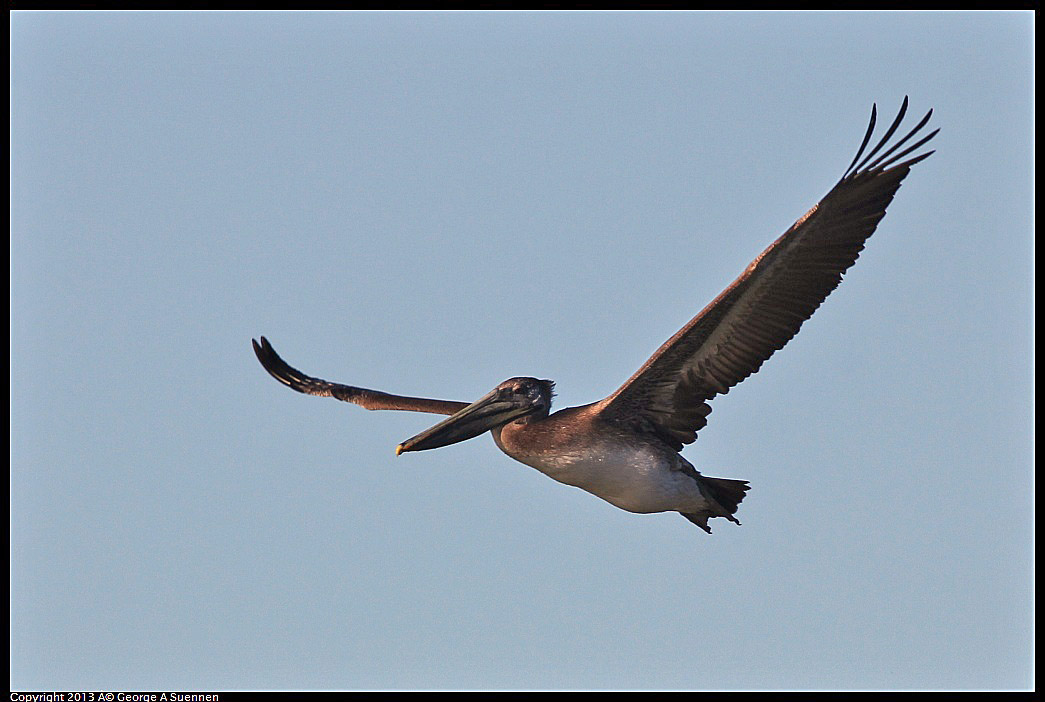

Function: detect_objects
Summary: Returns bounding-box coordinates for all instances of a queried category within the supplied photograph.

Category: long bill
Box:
[395,388,535,455]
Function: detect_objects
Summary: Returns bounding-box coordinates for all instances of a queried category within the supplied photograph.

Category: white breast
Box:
[496,434,708,515]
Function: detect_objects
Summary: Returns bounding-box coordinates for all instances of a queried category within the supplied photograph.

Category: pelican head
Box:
[396,377,554,455]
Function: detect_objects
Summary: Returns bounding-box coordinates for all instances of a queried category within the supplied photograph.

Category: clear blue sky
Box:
[11,11,1033,691]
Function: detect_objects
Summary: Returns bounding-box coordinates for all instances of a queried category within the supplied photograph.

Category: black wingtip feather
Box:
[851,95,909,175]
[874,127,940,172]
[841,99,937,182]
[864,109,935,172]
[252,336,304,391]
[843,102,878,177]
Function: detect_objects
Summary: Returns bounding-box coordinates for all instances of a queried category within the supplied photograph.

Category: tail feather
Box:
[680,476,750,534]
[702,476,750,516]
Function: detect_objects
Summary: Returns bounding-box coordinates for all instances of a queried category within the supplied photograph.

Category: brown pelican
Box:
[253,98,936,533]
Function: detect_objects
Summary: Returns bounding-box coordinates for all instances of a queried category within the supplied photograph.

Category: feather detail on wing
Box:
[252,336,469,415]
[595,97,937,451]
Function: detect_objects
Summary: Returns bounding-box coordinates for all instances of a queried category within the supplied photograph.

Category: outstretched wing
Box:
[595,97,938,451]
[253,336,469,415]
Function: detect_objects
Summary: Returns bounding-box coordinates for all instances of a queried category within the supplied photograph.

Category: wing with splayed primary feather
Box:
[596,97,938,451]
[252,336,469,415]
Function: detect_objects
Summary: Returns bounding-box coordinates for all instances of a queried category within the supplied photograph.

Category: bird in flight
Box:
[254,98,936,533]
